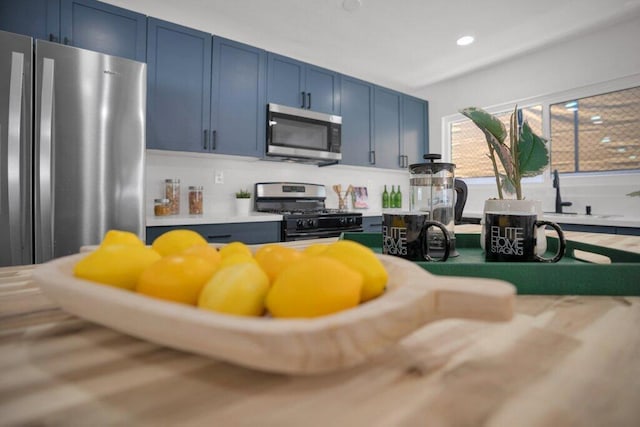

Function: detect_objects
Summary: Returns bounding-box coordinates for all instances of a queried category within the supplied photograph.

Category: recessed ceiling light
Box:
[590,115,601,121]
[456,36,474,46]
[601,136,611,143]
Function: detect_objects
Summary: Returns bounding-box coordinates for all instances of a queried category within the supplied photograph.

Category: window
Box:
[550,86,640,173]
[451,105,543,178]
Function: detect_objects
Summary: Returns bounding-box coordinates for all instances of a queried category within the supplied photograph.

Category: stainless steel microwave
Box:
[266,103,342,165]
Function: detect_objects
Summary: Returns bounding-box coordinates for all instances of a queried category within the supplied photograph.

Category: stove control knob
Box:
[338,217,347,226]
[297,219,305,228]
[347,217,355,225]
[307,219,315,228]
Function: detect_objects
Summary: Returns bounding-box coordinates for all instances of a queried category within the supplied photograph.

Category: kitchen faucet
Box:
[552,169,572,213]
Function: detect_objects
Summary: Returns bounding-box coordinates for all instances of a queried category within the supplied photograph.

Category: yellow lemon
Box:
[151,229,208,257]
[198,262,270,316]
[218,252,258,270]
[181,244,222,269]
[266,256,363,318]
[302,243,330,256]
[74,245,161,291]
[136,254,217,305]
[254,244,306,284]
[219,241,252,259]
[322,240,387,302]
[99,229,145,248]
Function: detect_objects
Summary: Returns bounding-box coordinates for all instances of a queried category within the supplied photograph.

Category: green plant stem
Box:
[488,145,504,199]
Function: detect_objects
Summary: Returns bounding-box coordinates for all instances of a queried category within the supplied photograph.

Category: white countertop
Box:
[146,212,283,227]
[464,211,640,228]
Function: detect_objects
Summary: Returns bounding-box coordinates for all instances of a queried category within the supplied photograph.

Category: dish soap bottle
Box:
[382,185,389,208]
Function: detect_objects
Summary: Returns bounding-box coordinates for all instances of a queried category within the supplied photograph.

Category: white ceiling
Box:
[112,0,640,93]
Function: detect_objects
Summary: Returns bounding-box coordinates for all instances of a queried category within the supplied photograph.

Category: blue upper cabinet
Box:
[0,0,60,42]
[267,53,340,115]
[267,54,305,108]
[402,95,429,167]
[60,0,146,61]
[211,37,267,157]
[305,64,341,115]
[373,86,402,169]
[0,0,145,61]
[341,76,374,167]
[146,18,212,152]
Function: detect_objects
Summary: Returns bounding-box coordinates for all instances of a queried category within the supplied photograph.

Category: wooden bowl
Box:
[32,253,515,374]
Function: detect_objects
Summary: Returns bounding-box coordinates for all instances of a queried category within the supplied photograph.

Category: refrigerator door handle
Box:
[38,57,55,261]
[8,52,24,264]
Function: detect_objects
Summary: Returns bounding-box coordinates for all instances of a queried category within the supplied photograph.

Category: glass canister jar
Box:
[165,179,180,215]
[154,198,171,216]
[188,185,203,215]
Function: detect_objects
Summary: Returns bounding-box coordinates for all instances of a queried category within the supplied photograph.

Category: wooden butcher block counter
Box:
[1,229,639,426]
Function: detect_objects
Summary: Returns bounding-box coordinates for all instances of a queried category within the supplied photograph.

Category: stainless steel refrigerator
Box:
[0,30,146,266]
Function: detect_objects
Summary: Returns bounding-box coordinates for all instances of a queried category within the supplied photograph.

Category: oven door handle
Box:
[284,228,363,241]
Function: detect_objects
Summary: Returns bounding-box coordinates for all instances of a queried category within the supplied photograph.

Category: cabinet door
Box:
[147,18,212,152]
[305,64,340,115]
[60,0,146,61]
[402,95,428,166]
[362,216,383,233]
[146,222,281,245]
[373,86,402,169]
[0,0,60,42]
[341,76,374,167]
[211,37,266,157]
[267,53,305,109]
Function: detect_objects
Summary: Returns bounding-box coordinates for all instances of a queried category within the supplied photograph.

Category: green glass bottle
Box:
[390,185,396,208]
[382,185,389,208]
[395,185,402,209]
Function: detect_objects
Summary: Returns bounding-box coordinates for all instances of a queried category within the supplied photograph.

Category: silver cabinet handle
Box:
[301,91,306,109]
[369,150,376,164]
[8,51,25,264]
[37,57,55,262]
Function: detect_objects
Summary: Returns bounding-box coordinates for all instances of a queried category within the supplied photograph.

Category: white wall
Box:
[415,14,640,216]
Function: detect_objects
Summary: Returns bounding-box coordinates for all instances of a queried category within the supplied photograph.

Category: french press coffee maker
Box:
[409,154,468,257]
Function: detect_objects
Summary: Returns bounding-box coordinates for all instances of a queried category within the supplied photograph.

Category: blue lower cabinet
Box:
[362,216,383,233]
[146,222,281,245]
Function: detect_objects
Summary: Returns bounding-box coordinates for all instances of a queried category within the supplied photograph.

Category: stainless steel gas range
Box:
[254,182,363,241]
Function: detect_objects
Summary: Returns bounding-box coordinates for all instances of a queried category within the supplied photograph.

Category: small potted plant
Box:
[459,105,549,200]
[460,105,550,254]
[235,189,252,216]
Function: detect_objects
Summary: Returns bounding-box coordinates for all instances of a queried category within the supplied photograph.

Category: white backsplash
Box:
[145,150,409,218]
[146,151,639,221]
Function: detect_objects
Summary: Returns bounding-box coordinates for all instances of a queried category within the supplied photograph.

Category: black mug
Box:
[484,212,566,263]
[382,212,450,262]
